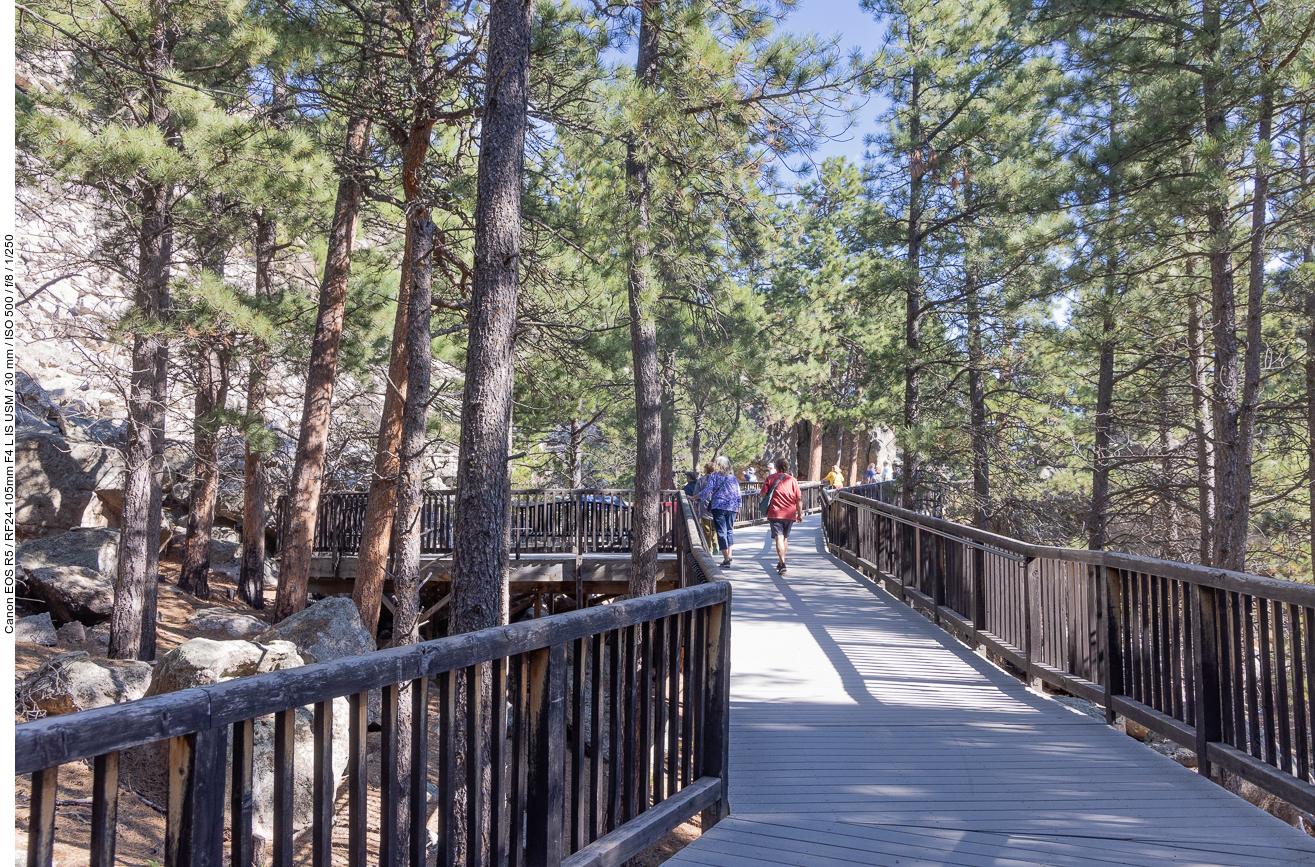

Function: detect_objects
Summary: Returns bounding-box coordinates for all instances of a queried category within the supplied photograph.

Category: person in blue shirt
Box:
[702,456,742,567]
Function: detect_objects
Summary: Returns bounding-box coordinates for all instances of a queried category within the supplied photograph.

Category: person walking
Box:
[745,466,758,484]
[682,470,698,498]
[761,457,803,574]
[693,461,719,555]
[823,463,845,490]
[706,456,741,566]
[865,462,878,484]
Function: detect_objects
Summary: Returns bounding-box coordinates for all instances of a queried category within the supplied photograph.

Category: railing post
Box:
[701,594,732,828]
[1023,557,1038,686]
[1098,565,1125,726]
[971,546,986,643]
[525,643,565,867]
[1191,584,1223,778]
[166,726,228,867]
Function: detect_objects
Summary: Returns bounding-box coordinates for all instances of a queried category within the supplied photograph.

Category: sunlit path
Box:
[668,518,1315,867]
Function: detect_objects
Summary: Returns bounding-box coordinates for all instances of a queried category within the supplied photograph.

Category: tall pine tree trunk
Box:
[450,0,532,858]
[353,114,437,636]
[1188,291,1215,564]
[179,345,228,597]
[807,419,823,480]
[1299,110,1314,572]
[1202,0,1245,571]
[1090,158,1118,551]
[660,355,675,492]
[391,211,435,646]
[240,209,276,608]
[274,112,372,620]
[901,67,923,510]
[967,270,989,530]
[181,199,229,599]
[110,179,173,660]
[626,0,662,597]
[239,76,287,609]
[451,0,531,634]
[1232,80,1273,570]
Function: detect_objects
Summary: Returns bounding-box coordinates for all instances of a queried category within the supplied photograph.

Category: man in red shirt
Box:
[761,457,804,574]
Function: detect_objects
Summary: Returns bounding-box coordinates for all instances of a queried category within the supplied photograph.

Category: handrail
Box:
[17,513,733,867]
[825,486,1315,817]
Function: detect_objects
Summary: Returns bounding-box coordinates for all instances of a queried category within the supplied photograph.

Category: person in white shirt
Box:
[745,466,758,484]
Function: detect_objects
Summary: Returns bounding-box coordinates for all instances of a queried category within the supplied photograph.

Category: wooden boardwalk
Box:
[668,519,1315,867]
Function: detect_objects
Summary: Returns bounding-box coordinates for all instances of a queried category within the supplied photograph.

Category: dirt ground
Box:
[13,561,701,867]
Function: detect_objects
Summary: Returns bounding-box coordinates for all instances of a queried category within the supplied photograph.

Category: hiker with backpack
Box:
[761,457,804,574]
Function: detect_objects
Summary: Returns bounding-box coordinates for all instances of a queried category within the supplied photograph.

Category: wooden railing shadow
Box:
[18,493,730,867]
[824,485,1315,817]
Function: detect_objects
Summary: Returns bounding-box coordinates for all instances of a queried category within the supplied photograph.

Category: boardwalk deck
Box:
[669,518,1315,867]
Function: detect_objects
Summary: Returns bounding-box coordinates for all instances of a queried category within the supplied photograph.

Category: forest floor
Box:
[13,559,700,867]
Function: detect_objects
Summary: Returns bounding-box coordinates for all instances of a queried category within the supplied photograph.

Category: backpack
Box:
[760,473,788,517]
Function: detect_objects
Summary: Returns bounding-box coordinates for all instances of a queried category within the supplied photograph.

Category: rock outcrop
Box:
[186,608,268,638]
[122,636,349,837]
[18,526,119,573]
[255,596,379,723]
[15,612,58,646]
[15,410,126,541]
[23,565,115,625]
[17,651,153,717]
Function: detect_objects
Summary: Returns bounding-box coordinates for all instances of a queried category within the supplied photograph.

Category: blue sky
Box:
[781,0,888,169]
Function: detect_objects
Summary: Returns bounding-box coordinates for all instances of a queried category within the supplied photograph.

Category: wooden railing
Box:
[305,482,825,558]
[306,489,682,557]
[17,493,731,867]
[824,485,1315,815]
[733,481,825,525]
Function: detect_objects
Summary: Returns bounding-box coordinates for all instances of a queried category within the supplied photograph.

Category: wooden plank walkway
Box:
[668,518,1315,867]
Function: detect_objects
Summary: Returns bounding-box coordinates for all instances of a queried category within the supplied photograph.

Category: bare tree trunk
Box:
[847,428,861,488]
[239,76,287,609]
[181,199,230,599]
[353,119,437,636]
[967,270,989,530]
[110,178,173,661]
[568,412,585,487]
[660,356,675,492]
[450,0,532,859]
[1188,291,1215,564]
[240,209,276,608]
[1202,0,1245,571]
[626,0,662,598]
[901,66,923,510]
[1232,79,1273,570]
[390,212,435,647]
[274,112,372,621]
[807,419,823,481]
[1090,158,1118,551]
[179,345,229,598]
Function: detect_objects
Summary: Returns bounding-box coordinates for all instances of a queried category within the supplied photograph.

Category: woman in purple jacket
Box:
[703,455,742,567]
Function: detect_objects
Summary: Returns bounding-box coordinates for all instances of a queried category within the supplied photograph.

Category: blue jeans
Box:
[712,509,736,553]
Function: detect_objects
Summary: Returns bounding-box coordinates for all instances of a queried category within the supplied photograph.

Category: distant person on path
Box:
[706,455,741,567]
[694,462,719,555]
[745,466,758,484]
[865,462,878,484]
[880,460,894,502]
[683,470,698,498]
[823,463,845,489]
[761,457,803,574]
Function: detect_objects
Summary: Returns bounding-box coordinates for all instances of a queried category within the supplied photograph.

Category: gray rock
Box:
[124,637,348,838]
[209,555,279,590]
[16,612,58,646]
[256,596,378,721]
[255,596,375,665]
[88,624,111,646]
[18,527,119,574]
[209,538,240,564]
[24,565,114,625]
[146,637,302,695]
[56,621,87,643]
[16,417,126,539]
[17,651,152,717]
[187,608,268,639]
